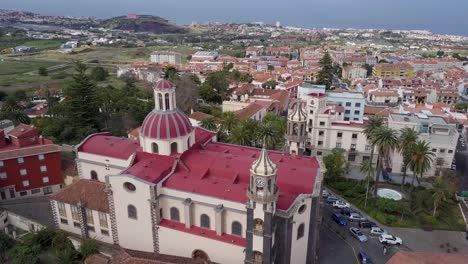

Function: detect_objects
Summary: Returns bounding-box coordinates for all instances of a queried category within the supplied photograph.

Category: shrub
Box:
[52,231,74,251]
[79,239,99,258]
[0,233,15,261]
[8,243,41,264]
[55,247,81,264]
[32,228,56,249]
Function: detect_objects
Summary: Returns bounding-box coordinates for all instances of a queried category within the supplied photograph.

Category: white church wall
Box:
[290,197,312,264]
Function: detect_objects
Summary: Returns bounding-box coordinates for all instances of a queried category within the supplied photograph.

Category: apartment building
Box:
[327,91,366,121]
[150,51,182,65]
[373,63,414,78]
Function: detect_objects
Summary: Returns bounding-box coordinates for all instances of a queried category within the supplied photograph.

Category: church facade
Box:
[50,80,323,264]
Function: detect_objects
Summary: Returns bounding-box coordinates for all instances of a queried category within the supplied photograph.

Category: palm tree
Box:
[431,177,453,217]
[408,140,435,189]
[256,121,284,150]
[200,117,218,132]
[360,159,373,207]
[371,126,399,195]
[362,116,383,200]
[398,128,418,190]
[220,112,239,135]
[229,120,258,146]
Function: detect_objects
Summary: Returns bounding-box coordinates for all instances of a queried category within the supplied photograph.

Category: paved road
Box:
[318,202,399,264]
[0,196,54,226]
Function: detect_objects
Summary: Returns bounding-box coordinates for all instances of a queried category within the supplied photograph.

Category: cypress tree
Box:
[316,52,334,90]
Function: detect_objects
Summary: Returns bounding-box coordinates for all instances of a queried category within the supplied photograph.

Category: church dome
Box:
[140,110,193,140]
[288,101,307,122]
[251,148,277,176]
[154,79,175,90]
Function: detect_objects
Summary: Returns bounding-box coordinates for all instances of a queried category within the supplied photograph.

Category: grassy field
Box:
[0,60,60,75]
[0,36,64,50]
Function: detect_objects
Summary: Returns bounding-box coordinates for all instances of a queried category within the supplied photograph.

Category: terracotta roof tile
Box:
[386,251,468,264]
[189,112,213,121]
[235,104,264,120]
[0,144,60,160]
[50,179,109,212]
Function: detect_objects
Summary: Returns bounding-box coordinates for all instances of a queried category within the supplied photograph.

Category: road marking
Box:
[324,223,360,264]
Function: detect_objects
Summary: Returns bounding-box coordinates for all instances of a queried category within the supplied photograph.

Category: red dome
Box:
[154,79,174,90]
[141,110,193,140]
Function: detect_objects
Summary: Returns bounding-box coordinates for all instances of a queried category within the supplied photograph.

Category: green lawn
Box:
[0,61,60,75]
[327,178,466,231]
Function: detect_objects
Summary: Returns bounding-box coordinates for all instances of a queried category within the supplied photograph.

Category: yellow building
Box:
[373,63,414,78]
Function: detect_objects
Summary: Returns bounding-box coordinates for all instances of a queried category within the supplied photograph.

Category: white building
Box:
[49,80,323,264]
[150,51,182,65]
[388,113,458,177]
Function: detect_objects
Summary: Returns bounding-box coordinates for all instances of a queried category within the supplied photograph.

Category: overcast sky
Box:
[2,0,468,36]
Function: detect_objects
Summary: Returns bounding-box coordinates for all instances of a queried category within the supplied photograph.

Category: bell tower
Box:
[245,147,278,264]
[287,100,307,155]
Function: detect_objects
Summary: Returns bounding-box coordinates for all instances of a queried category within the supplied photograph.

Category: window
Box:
[128,205,137,219]
[0,172,6,179]
[187,138,191,148]
[319,121,325,126]
[352,133,358,139]
[355,103,361,107]
[87,225,95,232]
[90,171,98,180]
[0,160,3,167]
[20,169,27,176]
[348,154,356,162]
[317,141,323,146]
[60,218,68,225]
[73,222,80,228]
[318,130,324,136]
[298,204,307,214]
[354,110,360,115]
[344,117,350,121]
[152,143,159,154]
[165,93,170,110]
[200,214,210,229]
[31,189,40,194]
[345,102,351,106]
[365,145,371,151]
[17,157,24,164]
[22,180,29,187]
[351,144,356,149]
[448,150,453,153]
[170,207,180,222]
[170,142,178,154]
[58,202,66,217]
[40,166,47,172]
[297,223,305,239]
[99,212,108,228]
[43,186,52,194]
[337,132,343,138]
[440,149,446,153]
[232,221,242,236]
[20,191,27,196]
[38,154,44,160]
[124,182,136,192]
[42,177,49,183]
[101,229,109,236]
[71,205,79,221]
[317,151,322,156]
[158,94,163,110]
[432,148,437,152]
[362,156,370,161]
[345,110,350,114]
[86,209,94,225]
[336,143,342,148]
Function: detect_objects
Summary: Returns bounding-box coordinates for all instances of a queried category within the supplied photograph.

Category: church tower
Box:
[139,79,195,156]
[245,147,278,264]
[287,100,307,155]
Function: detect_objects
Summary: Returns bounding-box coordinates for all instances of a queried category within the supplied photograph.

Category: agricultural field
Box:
[0,60,60,75]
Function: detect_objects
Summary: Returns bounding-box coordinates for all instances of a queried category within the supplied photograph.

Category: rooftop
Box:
[390,113,448,126]
[77,133,140,160]
[50,179,109,213]
[386,251,468,264]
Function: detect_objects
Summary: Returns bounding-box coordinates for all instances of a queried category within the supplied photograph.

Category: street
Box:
[317,202,400,264]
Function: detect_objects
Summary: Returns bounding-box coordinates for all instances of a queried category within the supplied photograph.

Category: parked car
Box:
[326,196,339,204]
[370,227,388,236]
[349,227,368,242]
[332,213,348,226]
[333,200,350,209]
[349,213,367,222]
[379,234,402,245]
[358,251,373,264]
[359,221,377,229]
[322,190,330,198]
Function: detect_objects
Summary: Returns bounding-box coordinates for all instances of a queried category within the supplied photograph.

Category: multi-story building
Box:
[388,113,458,177]
[367,90,400,107]
[50,80,323,264]
[342,66,367,80]
[373,63,414,78]
[305,93,376,165]
[327,91,366,121]
[150,51,182,65]
[0,123,63,200]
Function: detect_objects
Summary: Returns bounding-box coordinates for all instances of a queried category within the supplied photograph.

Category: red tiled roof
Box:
[124,152,175,184]
[141,110,194,141]
[189,112,213,121]
[235,104,264,120]
[163,142,319,210]
[8,124,36,138]
[386,251,468,264]
[308,93,327,97]
[78,133,140,160]
[194,127,216,145]
[154,79,174,90]
[0,144,60,160]
[159,219,246,247]
[331,121,365,128]
[50,179,109,212]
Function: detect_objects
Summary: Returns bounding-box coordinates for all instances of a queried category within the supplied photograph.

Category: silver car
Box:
[349,227,368,242]
[349,213,367,222]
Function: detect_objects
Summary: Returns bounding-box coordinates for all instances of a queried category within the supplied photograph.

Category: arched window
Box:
[170,207,180,222]
[254,218,263,232]
[200,214,210,229]
[128,205,137,219]
[165,93,170,110]
[158,94,163,110]
[172,93,176,109]
[297,223,305,239]
[151,142,159,154]
[253,251,263,263]
[187,137,191,148]
[232,221,242,236]
[170,142,178,154]
[90,170,98,180]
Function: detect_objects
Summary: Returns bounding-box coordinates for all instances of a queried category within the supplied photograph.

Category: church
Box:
[50,79,323,264]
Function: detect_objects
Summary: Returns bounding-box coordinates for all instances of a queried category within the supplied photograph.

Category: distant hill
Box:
[100,15,188,34]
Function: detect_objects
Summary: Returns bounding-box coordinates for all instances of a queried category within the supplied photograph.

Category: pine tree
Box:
[64,61,101,133]
[316,52,334,90]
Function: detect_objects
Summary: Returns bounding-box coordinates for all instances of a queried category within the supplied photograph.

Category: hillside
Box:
[100,15,189,34]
